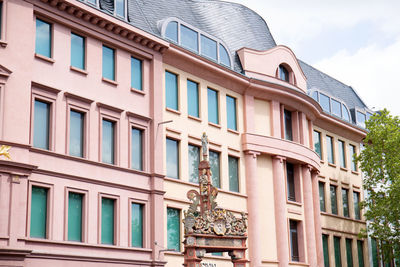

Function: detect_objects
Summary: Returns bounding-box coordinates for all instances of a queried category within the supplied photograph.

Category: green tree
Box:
[356,109,400,264]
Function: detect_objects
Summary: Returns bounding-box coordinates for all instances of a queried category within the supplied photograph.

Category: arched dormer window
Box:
[311,90,352,123]
[276,64,296,85]
[161,18,233,69]
[279,65,289,82]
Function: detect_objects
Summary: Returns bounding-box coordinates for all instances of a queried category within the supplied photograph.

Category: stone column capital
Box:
[244,150,261,158]
[272,155,286,163]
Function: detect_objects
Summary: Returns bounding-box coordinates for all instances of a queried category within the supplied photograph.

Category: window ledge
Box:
[351,170,359,175]
[102,77,118,86]
[227,128,239,135]
[340,167,348,172]
[0,40,7,48]
[70,66,88,75]
[287,200,303,207]
[289,261,309,266]
[327,163,336,168]
[320,211,366,223]
[35,53,55,64]
[166,107,181,115]
[208,122,221,129]
[130,87,145,95]
[319,159,325,164]
[188,115,201,122]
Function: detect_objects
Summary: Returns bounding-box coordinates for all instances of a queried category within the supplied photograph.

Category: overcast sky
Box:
[228,0,400,116]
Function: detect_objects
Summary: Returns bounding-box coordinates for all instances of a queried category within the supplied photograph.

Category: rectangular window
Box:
[331,99,341,117]
[69,110,84,157]
[349,144,357,171]
[165,71,178,110]
[102,119,115,164]
[226,95,237,131]
[166,138,179,179]
[131,128,143,171]
[330,185,338,215]
[68,192,83,242]
[35,18,51,58]
[320,93,330,113]
[284,109,293,141]
[357,240,364,267]
[319,182,326,212]
[371,238,379,267]
[180,24,198,52]
[286,162,295,201]
[228,156,239,193]
[115,0,125,18]
[33,100,50,150]
[188,145,200,183]
[356,111,366,128]
[289,220,299,262]
[314,130,322,159]
[210,151,220,188]
[200,34,217,60]
[71,33,85,69]
[322,234,330,267]
[207,88,219,124]
[131,203,143,247]
[101,197,115,245]
[346,238,353,267]
[326,135,334,164]
[167,208,180,252]
[131,57,142,90]
[30,186,48,238]
[342,188,349,217]
[338,140,346,168]
[334,236,342,267]
[353,192,361,220]
[102,45,115,81]
[187,80,199,118]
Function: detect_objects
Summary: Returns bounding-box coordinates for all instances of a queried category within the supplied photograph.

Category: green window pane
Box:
[68,192,83,242]
[334,236,342,267]
[167,208,180,252]
[71,33,85,69]
[322,234,330,267]
[229,156,239,192]
[342,189,349,217]
[115,0,125,17]
[349,145,357,171]
[131,128,143,171]
[357,240,364,267]
[165,71,178,110]
[314,131,322,158]
[226,95,237,131]
[209,151,220,188]
[353,192,361,220]
[101,198,115,245]
[187,80,199,118]
[33,100,50,150]
[207,88,219,124]
[69,110,84,157]
[319,182,326,212]
[102,119,115,164]
[212,252,223,256]
[131,57,142,90]
[188,145,200,183]
[338,140,346,168]
[166,138,179,179]
[30,186,48,238]
[326,136,334,164]
[35,19,51,58]
[330,185,338,215]
[102,45,115,80]
[372,238,379,267]
[131,203,143,247]
[346,239,353,267]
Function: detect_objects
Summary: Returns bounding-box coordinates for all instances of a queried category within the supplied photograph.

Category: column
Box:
[272,156,289,267]
[302,165,318,267]
[311,170,324,266]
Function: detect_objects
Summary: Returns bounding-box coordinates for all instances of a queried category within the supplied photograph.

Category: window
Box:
[87,0,96,4]
[219,44,231,67]
[331,99,341,117]
[289,220,299,262]
[131,203,143,247]
[167,208,180,251]
[115,0,125,18]
[371,238,379,267]
[180,24,198,52]
[322,234,330,267]
[366,112,373,121]
[33,100,50,150]
[330,185,338,215]
[188,144,200,183]
[229,156,239,193]
[101,197,115,245]
[201,34,217,60]
[102,45,115,81]
[165,71,178,110]
[279,65,289,82]
[165,21,178,43]
[131,128,143,171]
[312,91,319,101]
[35,18,51,58]
[353,192,361,220]
[314,130,322,159]
[326,135,334,164]
[284,109,293,141]
[187,80,199,118]
[68,192,83,242]
[342,104,350,122]
[226,95,237,131]
[102,119,115,164]
[71,33,85,70]
[286,162,295,201]
[346,238,353,267]
[320,93,330,113]
[131,57,142,90]
[319,182,326,212]
[349,145,357,171]
[334,236,342,267]
[30,186,48,238]
[356,111,366,128]
[338,140,346,168]
[209,151,220,188]
[357,240,364,267]
[166,138,179,179]
[207,88,219,124]
[70,110,84,157]
[342,188,349,217]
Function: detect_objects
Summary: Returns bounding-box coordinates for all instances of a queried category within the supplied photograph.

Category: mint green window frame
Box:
[131,203,143,247]
[346,238,353,267]
[131,57,142,90]
[207,88,219,124]
[342,188,349,217]
[357,240,364,267]
[165,71,178,110]
[226,95,237,131]
[371,238,379,267]
[71,33,85,70]
[35,18,51,58]
[33,99,50,150]
[319,182,326,212]
[334,236,342,267]
[330,185,338,215]
[188,144,200,183]
[101,197,115,245]
[326,136,334,164]
[209,151,220,188]
[102,45,115,81]
[229,156,239,193]
[322,234,330,267]
[69,110,84,157]
[338,140,346,168]
[349,145,357,171]
[102,119,115,164]
[68,192,83,242]
[353,192,361,220]
[30,186,48,238]
[187,80,199,118]
[166,138,179,179]
[131,128,143,171]
[314,130,322,158]
[167,208,180,251]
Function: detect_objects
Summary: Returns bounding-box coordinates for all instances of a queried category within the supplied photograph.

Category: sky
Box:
[228,0,400,116]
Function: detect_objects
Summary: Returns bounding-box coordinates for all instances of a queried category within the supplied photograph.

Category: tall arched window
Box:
[279,65,290,82]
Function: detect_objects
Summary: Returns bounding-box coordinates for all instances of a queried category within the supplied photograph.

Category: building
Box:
[0,0,375,266]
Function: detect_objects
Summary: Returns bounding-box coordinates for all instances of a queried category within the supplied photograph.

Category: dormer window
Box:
[279,65,289,82]
[311,90,352,123]
[165,21,178,43]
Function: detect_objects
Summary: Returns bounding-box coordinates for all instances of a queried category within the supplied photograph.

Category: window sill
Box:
[166,107,181,115]
[320,160,325,164]
[102,77,118,86]
[351,170,359,175]
[320,211,365,223]
[208,121,221,129]
[327,163,336,168]
[70,66,88,75]
[227,128,239,135]
[289,261,308,266]
[188,115,201,122]
[34,53,55,64]
[130,87,145,95]
[340,167,348,172]
[0,40,7,48]
[287,200,303,207]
